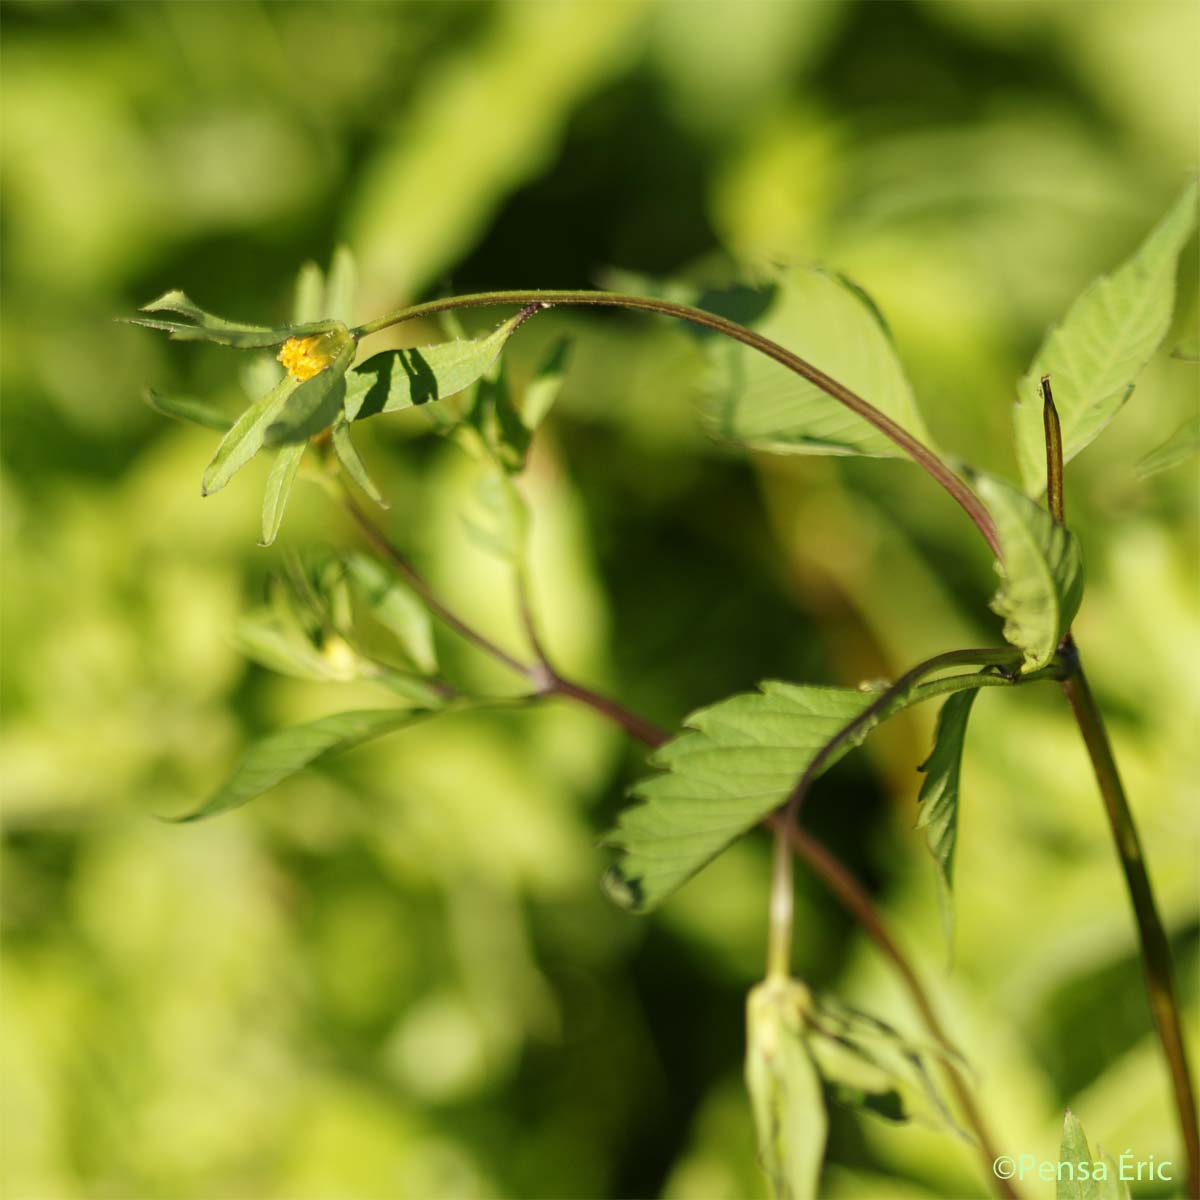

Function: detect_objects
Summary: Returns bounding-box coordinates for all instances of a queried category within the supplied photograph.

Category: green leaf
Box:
[177,707,441,822]
[201,372,300,497]
[1057,1111,1129,1200]
[1171,329,1200,361]
[233,614,362,684]
[331,418,388,508]
[464,367,532,474]
[143,387,232,432]
[800,988,965,1137]
[521,337,571,431]
[745,978,827,1200]
[346,553,437,674]
[265,337,357,445]
[325,246,357,327]
[126,289,338,348]
[974,472,1084,672]
[293,262,325,325]
[1014,180,1199,493]
[1135,415,1200,479]
[343,313,526,422]
[699,266,934,458]
[916,689,978,949]
[259,442,306,547]
[461,468,530,564]
[605,683,885,913]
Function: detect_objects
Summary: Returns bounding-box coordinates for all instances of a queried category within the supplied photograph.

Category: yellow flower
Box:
[277,330,346,381]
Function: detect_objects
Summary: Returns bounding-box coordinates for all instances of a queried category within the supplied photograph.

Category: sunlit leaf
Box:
[699,266,934,458]
[259,442,306,547]
[143,387,232,432]
[1057,1111,1129,1200]
[916,689,978,949]
[332,418,388,508]
[746,977,827,1200]
[126,289,339,348]
[605,672,990,913]
[1014,180,1199,493]
[265,337,357,445]
[1135,415,1200,479]
[201,372,300,496]
[974,472,1083,672]
[344,312,527,422]
[346,553,437,674]
[177,707,443,822]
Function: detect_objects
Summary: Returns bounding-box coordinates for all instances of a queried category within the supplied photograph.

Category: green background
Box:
[2,1,1197,1197]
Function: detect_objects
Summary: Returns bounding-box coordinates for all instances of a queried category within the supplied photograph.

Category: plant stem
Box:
[1061,659,1199,1198]
[354,289,1001,558]
[1042,378,1198,1194]
[768,817,1019,1200]
[341,484,537,682]
[340,479,1016,1196]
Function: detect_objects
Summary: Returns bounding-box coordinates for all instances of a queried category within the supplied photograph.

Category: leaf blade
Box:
[916,689,979,949]
[178,707,439,822]
[259,442,307,547]
[975,472,1084,672]
[344,312,527,422]
[700,267,934,458]
[1014,180,1199,493]
[201,373,300,497]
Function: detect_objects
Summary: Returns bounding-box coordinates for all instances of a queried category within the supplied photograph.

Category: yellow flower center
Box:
[278,332,341,381]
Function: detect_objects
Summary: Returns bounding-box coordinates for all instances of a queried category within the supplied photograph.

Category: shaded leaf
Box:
[177,707,442,822]
[346,553,437,674]
[1014,180,1198,493]
[522,337,572,431]
[259,442,306,547]
[325,245,357,327]
[332,418,388,507]
[265,336,357,445]
[745,977,827,1200]
[344,312,527,422]
[462,468,530,564]
[201,372,300,496]
[699,266,934,458]
[143,387,232,432]
[127,289,338,348]
[1171,329,1199,361]
[916,689,978,950]
[1135,415,1200,479]
[801,988,966,1137]
[293,262,325,325]
[974,472,1084,672]
[233,614,362,685]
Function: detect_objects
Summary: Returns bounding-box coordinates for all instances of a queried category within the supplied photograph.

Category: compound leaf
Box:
[1014,180,1198,493]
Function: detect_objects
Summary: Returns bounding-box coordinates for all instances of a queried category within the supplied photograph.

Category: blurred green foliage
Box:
[1,2,1196,1197]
